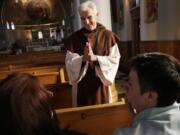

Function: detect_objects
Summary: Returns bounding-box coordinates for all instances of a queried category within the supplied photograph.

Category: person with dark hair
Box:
[113,52,180,135]
[0,73,86,135]
[65,1,120,107]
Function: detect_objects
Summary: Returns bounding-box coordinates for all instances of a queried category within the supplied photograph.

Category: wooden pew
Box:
[0,64,73,109]
[55,102,132,135]
[0,51,66,70]
[0,50,121,108]
[0,65,68,85]
[0,64,122,108]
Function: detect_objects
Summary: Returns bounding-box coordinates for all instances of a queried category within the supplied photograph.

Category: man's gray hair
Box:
[79,1,98,14]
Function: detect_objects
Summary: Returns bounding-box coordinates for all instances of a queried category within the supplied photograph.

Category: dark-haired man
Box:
[113,52,180,135]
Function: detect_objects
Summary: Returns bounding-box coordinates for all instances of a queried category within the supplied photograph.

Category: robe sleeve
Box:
[65,50,88,85]
[95,44,120,86]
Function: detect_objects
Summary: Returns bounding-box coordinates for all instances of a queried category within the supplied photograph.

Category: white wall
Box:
[140,0,180,41]
[91,0,112,30]
[140,0,158,41]
[158,0,179,40]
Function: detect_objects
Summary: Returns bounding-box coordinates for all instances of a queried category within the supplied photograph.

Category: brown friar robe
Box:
[65,23,120,107]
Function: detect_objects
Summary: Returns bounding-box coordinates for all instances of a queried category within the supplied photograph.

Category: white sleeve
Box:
[95,44,120,86]
[65,50,88,85]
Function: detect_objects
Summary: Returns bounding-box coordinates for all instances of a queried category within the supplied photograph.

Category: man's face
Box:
[124,69,150,115]
[80,9,97,31]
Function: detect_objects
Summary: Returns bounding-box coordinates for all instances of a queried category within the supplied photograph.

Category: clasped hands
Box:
[83,42,97,62]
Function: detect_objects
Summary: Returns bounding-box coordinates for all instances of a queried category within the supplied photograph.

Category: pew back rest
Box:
[55,102,132,135]
[0,51,66,70]
[0,65,68,85]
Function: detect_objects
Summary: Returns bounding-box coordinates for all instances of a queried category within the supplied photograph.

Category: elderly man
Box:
[65,1,120,107]
[113,52,180,135]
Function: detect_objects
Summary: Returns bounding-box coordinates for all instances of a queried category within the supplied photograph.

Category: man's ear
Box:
[147,91,158,105]
[96,12,99,17]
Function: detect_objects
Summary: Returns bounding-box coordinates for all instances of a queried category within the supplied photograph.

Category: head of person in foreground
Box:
[125,52,180,115]
[0,73,60,135]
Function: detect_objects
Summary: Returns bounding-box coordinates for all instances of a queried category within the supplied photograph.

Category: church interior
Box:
[0,0,180,134]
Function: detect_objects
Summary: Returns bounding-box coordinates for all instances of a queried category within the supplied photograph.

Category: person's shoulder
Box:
[64,28,84,48]
[113,127,134,135]
[113,122,158,135]
[97,23,113,34]
[102,30,120,43]
[99,27,119,39]
[67,28,84,40]
[105,29,119,37]
[106,30,118,38]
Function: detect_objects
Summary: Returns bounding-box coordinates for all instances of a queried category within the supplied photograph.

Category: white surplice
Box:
[65,44,120,106]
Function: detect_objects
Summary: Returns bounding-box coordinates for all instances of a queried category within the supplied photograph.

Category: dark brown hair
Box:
[0,73,60,135]
[129,52,180,107]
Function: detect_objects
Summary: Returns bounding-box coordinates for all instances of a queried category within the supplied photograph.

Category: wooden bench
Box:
[0,50,122,108]
[0,64,73,109]
[0,64,122,108]
[55,102,132,135]
[0,65,68,85]
[0,51,66,70]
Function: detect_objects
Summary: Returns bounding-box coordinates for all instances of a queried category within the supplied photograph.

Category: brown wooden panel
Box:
[48,83,72,109]
[118,41,133,73]
[0,51,66,68]
[140,41,180,61]
[0,51,73,109]
[56,103,132,135]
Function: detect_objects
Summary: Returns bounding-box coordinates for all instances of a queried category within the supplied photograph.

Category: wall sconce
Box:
[11,22,15,30]
[62,19,65,26]
[60,29,64,38]
[5,21,16,30]
[38,31,43,39]
[6,22,10,29]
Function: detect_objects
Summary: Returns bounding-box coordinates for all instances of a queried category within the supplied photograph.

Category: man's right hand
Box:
[83,42,97,62]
